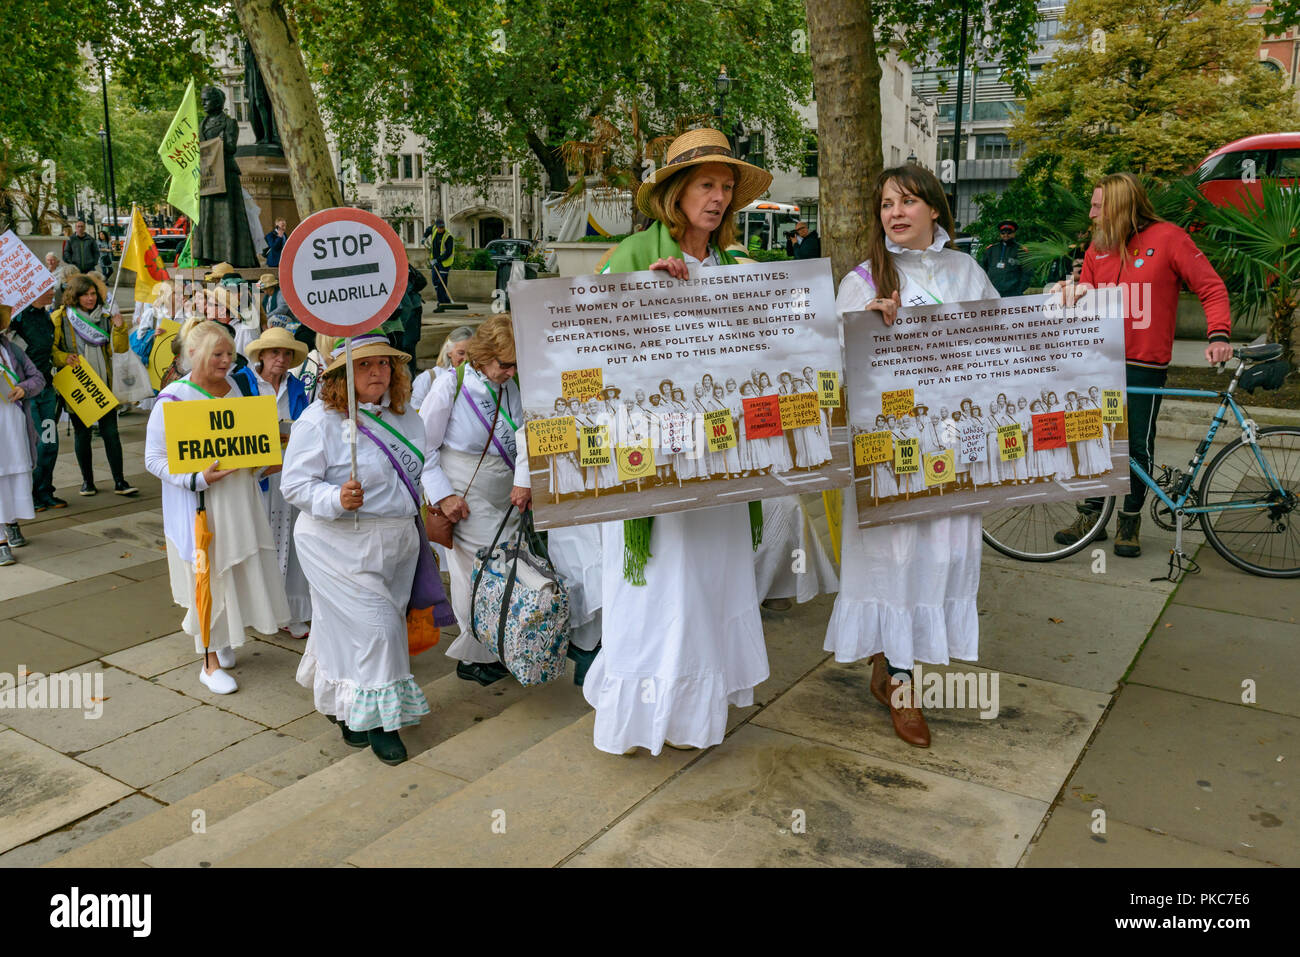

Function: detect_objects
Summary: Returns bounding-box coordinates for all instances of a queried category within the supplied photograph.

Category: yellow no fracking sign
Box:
[162,395,282,473]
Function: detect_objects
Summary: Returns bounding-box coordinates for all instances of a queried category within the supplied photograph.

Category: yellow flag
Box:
[120,207,171,302]
[158,79,202,223]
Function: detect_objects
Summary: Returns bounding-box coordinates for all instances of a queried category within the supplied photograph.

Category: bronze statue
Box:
[243,38,281,150]
[193,85,258,268]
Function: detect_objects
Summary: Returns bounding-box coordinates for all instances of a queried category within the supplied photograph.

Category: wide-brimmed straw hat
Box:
[636,128,773,218]
[245,326,308,366]
[323,333,411,375]
[204,262,237,282]
[258,272,278,290]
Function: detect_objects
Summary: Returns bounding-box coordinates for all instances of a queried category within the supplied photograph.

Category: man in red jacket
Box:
[1054,173,1233,557]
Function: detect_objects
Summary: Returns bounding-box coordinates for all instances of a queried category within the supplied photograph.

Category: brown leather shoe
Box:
[886,678,931,748]
[869,653,890,708]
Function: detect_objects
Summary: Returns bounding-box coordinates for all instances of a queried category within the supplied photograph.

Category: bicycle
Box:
[980,343,1298,579]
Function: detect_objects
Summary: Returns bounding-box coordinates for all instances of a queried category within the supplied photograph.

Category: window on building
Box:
[1035,17,1061,42]
[230,82,248,123]
[403,154,414,180]
[802,135,818,178]
[801,204,818,234]
[890,145,901,165]
[745,132,766,169]
[938,136,969,162]
[975,133,1021,160]
[385,154,399,180]
[894,65,905,98]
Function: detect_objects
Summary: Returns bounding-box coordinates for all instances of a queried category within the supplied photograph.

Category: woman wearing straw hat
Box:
[238,327,313,638]
[281,333,441,765]
[145,319,290,695]
[584,127,772,755]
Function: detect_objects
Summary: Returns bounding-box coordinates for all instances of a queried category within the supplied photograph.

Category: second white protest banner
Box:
[509,259,848,530]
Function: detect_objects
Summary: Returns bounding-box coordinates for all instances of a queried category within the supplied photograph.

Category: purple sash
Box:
[461,385,516,470]
[355,418,456,625]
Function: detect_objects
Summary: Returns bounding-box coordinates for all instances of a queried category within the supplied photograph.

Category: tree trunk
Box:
[805,0,883,285]
[524,128,570,194]
[233,0,342,216]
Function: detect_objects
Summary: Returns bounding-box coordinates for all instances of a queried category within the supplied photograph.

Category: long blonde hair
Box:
[1091,173,1163,258]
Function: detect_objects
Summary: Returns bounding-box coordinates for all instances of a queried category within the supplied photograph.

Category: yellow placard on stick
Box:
[1101,389,1125,424]
[923,448,955,486]
[578,425,612,467]
[894,437,920,474]
[526,416,578,456]
[53,362,120,425]
[148,318,181,392]
[817,370,841,408]
[560,368,603,400]
[779,390,822,430]
[997,423,1026,461]
[854,430,894,466]
[1065,408,1104,443]
[881,388,914,417]
[615,438,656,482]
[162,395,281,473]
[703,407,738,452]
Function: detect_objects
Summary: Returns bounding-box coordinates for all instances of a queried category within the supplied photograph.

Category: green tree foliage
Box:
[291,0,814,191]
[1012,0,1300,181]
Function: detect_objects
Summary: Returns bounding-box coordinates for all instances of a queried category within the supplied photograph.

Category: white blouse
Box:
[281,399,435,522]
[835,226,1000,318]
[419,364,527,504]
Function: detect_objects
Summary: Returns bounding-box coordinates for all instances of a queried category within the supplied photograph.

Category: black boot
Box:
[338,720,369,748]
[456,660,511,686]
[368,728,407,765]
[1114,510,1142,557]
[567,644,601,687]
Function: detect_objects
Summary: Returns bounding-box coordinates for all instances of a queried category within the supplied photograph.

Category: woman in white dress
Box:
[828,164,1000,748]
[0,312,43,566]
[145,320,289,696]
[1029,398,1055,479]
[1083,386,1113,473]
[969,405,996,486]
[282,334,447,766]
[1015,396,1038,481]
[800,365,834,467]
[411,325,473,412]
[758,371,795,474]
[235,327,313,638]
[1047,390,1076,480]
[867,413,898,501]
[546,397,586,498]
[712,384,742,477]
[420,315,529,686]
[737,380,771,475]
[587,127,771,755]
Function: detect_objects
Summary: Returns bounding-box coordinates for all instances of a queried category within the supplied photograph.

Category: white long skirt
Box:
[0,400,34,525]
[754,495,839,602]
[294,513,429,731]
[548,523,602,653]
[164,471,289,654]
[825,491,980,670]
[262,471,311,624]
[584,504,768,755]
[441,448,517,664]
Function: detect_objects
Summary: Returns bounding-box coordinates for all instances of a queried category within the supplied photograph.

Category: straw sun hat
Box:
[245,326,308,366]
[636,128,773,218]
[322,333,411,376]
[204,262,237,282]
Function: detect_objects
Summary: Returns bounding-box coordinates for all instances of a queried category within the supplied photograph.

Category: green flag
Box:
[173,235,194,269]
[158,79,201,224]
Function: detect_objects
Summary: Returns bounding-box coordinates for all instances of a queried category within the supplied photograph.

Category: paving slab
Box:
[78,705,262,790]
[753,657,1108,803]
[979,522,1186,596]
[143,730,304,804]
[241,728,360,788]
[72,511,169,553]
[215,762,465,868]
[114,558,169,582]
[26,540,163,581]
[751,595,834,707]
[143,749,385,867]
[348,713,694,868]
[569,724,1047,867]
[0,571,134,622]
[8,526,111,561]
[1172,546,1300,624]
[0,620,100,674]
[154,640,314,728]
[0,729,133,854]
[0,661,197,754]
[102,631,201,680]
[15,574,182,654]
[0,564,72,603]
[1065,684,1298,866]
[276,710,335,741]
[382,668,534,759]
[1024,805,1272,868]
[46,773,278,868]
[976,563,1171,694]
[1130,603,1300,718]
[0,794,160,867]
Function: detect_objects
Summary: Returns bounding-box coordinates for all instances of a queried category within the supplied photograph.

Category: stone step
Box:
[44,773,276,868]
[211,678,591,867]
[139,666,536,867]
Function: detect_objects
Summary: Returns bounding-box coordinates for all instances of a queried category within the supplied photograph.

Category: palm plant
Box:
[1178,177,1300,370]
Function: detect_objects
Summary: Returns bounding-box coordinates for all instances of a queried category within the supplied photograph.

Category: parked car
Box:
[1196,133,1300,212]
[484,238,535,266]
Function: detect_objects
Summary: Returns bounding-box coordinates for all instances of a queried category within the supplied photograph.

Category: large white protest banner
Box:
[510,259,849,530]
[845,291,1131,528]
[0,231,55,314]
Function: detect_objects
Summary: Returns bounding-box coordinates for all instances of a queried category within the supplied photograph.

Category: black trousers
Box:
[70,406,125,486]
[1086,364,1167,515]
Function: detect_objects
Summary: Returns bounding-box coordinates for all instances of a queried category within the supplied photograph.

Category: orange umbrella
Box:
[194,491,214,668]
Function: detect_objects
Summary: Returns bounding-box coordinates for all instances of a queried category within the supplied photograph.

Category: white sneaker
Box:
[199,666,238,695]
[215,647,236,669]
[284,621,309,639]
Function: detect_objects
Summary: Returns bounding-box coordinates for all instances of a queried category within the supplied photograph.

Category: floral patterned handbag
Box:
[470,506,571,686]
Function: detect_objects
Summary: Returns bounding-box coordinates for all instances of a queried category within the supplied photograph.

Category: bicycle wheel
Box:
[1198,426,1300,578]
[981,496,1116,561]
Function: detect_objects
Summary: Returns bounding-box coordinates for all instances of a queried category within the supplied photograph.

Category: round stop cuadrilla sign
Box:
[278,207,409,337]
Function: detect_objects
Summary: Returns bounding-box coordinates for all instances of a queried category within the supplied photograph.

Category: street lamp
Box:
[97,128,110,227]
[714,66,739,152]
[89,43,119,238]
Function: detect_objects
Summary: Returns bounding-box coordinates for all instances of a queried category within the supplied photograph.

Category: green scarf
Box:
[602,222,763,584]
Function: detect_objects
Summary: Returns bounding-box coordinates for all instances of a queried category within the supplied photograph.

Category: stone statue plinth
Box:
[235,150,299,239]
